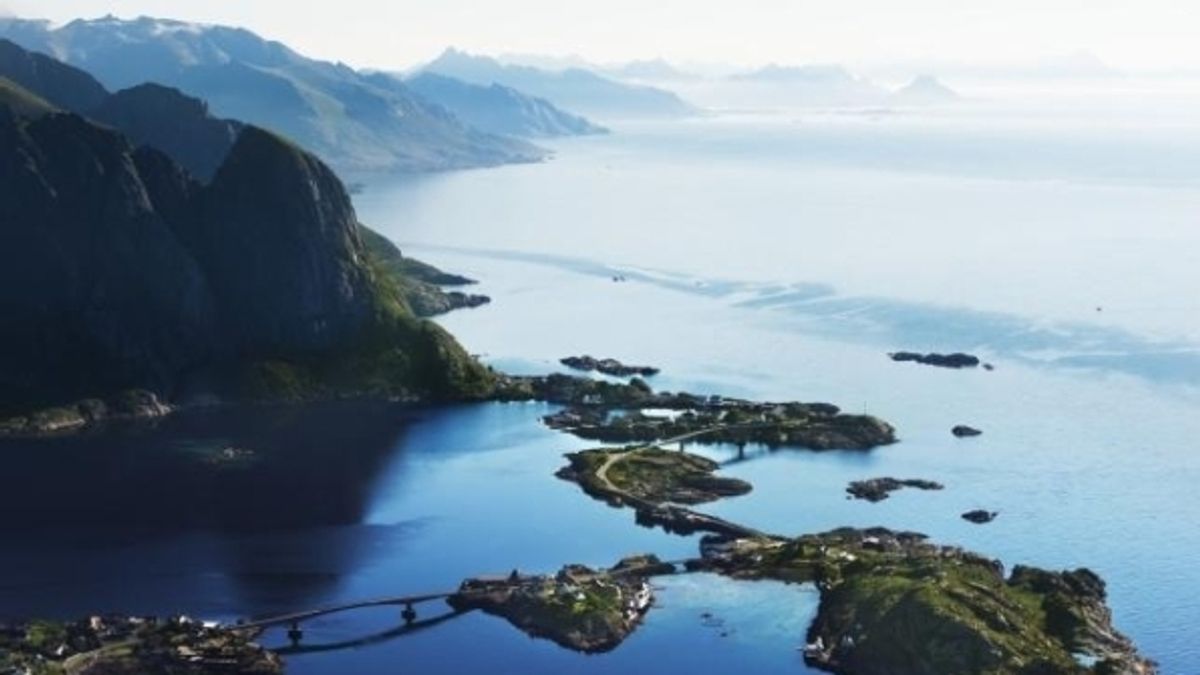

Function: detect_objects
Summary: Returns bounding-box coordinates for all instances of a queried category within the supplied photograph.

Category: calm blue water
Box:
[4,110,1200,673]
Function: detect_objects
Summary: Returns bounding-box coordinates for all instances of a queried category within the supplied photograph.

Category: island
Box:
[557,447,752,506]
[694,528,1155,675]
[546,442,1154,674]
[0,615,280,674]
[846,477,944,502]
[560,356,660,378]
[448,555,673,653]
[953,424,984,437]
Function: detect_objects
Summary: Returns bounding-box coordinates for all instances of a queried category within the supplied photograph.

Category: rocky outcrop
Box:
[846,477,943,502]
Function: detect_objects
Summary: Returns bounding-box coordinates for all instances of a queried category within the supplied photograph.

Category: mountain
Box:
[731,63,860,84]
[0,36,107,111]
[889,75,960,106]
[0,45,493,421]
[403,72,606,138]
[0,36,241,181]
[0,16,546,172]
[421,48,696,121]
[729,63,886,106]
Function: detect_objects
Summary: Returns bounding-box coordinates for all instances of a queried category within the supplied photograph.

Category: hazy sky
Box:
[6,1,1200,72]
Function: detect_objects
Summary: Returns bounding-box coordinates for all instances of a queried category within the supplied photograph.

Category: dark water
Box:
[0,401,824,673]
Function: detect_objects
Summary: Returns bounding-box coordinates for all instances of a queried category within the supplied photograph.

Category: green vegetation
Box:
[227,232,496,404]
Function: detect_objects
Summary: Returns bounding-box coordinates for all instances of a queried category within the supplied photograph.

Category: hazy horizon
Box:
[6,1,1200,76]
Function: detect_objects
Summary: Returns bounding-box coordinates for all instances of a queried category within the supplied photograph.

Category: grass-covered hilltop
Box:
[0,39,494,430]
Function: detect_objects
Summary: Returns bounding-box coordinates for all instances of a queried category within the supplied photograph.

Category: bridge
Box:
[232,559,692,645]
[651,421,777,451]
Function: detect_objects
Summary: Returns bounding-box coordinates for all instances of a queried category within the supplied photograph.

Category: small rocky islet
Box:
[846,477,944,502]
[890,351,985,369]
[963,509,1000,524]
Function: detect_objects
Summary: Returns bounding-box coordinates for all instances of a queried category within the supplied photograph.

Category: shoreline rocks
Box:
[0,390,173,437]
[846,477,944,502]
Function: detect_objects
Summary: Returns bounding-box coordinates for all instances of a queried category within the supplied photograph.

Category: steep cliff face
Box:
[0,107,215,411]
[187,127,374,355]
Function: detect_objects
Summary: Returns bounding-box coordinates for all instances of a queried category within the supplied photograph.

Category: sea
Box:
[2,84,1199,673]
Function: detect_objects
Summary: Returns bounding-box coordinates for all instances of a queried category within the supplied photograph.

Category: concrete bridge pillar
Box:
[287,622,303,644]
[402,603,417,624]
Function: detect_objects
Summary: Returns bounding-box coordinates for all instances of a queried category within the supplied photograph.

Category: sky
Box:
[6,1,1200,73]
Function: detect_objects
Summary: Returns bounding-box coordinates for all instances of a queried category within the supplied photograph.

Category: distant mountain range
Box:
[0,16,550,172]
[728,63,888,106]
[889,75,960,106]
[421,48,696,120]
[403,72,607,138]
[0,38,494,421]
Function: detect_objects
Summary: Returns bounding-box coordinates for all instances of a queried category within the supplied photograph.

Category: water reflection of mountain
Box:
[0,402,418,534]
[0,402,424,618]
